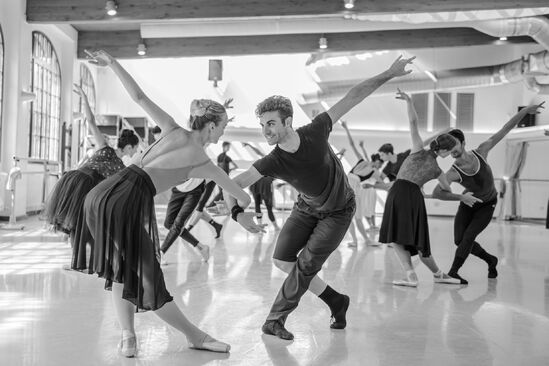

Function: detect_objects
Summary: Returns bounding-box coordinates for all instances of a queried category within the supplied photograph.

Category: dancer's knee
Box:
[273,258,295,273]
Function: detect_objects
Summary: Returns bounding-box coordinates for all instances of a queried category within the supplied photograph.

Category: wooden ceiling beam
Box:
[28,0,549,22]
[77,28,534,59]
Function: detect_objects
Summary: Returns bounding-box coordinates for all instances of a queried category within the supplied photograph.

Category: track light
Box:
[344,0,355,9]
[137,42,147,56]
[105,1,117,16]
[319,35,328,50]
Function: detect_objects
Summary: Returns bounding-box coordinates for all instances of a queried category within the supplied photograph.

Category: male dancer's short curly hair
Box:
[255,96,293,125]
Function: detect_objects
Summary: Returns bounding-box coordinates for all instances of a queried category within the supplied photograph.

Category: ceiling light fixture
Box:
[105,1,118,16]
[424,70,438,83]
[499,36,508,41]
[319,35,328,50]
[344,0,355,10]
[137,42,147,56]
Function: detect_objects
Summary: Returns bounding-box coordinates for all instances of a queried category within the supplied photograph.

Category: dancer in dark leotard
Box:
[433,101,545,284]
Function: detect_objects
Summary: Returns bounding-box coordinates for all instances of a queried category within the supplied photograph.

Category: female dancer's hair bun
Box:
[118,129,139,148]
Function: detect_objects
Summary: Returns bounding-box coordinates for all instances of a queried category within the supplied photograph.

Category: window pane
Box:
[29,32,62,161]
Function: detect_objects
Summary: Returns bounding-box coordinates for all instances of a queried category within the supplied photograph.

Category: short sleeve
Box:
[301,112,332,141]
[253,153,279,178]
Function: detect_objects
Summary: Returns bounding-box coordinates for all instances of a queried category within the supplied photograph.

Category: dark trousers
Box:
[160,184,204,253]
[453,198,497,261]
[267,198,355,322]
[196,180,216,212]
[253,192,275,222]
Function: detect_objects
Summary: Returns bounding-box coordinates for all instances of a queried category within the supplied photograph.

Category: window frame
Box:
[29,31,62,161]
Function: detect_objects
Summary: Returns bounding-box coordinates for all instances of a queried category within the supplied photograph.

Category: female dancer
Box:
[379,89,463,287]
[44,84,138,239]
[340,121,383,246]
[77,50,261,357]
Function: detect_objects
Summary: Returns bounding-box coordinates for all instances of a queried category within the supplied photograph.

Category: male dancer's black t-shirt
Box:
[253,112,354,213]
[382,149,411,181]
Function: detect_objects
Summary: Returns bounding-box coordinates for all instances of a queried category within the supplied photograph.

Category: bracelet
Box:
[231,205,244,222]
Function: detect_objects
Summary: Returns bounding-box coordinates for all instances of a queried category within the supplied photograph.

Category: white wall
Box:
[0,0,78,216]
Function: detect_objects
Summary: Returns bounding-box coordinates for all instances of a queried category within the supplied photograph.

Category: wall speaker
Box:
[208,60,223,86]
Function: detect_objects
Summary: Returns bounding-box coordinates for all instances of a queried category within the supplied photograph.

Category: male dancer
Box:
[225,56,415,340]
[432,102,545,284]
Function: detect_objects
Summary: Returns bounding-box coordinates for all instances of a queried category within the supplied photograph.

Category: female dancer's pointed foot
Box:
[434,272,465,285]
[118,330,137,358]
[188,334,230,353]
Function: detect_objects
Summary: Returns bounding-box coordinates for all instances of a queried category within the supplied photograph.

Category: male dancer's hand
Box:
[387,55,415,78]
[237,212,268,234]
[460,192,483,207]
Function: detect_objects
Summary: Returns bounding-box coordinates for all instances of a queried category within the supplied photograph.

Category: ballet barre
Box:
[0,156,62,230]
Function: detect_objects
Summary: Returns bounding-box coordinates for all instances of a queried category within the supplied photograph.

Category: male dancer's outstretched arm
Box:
[326,55,415,123]
[476,102,544,158]
[432,102,544,205]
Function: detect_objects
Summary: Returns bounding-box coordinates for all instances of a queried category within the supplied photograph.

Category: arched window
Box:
[0,24,5,158]
[77,64,96,161]
[29,32,62,161]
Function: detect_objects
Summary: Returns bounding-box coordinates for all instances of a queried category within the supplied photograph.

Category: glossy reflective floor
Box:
[1,209,549,366]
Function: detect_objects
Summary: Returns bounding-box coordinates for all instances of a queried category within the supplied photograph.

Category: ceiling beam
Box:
[77,28,534,59]
[28,0,549,22]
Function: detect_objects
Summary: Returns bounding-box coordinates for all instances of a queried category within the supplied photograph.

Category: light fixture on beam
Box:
[137,42,147,56]
[344,0,355,9]
[319,35,328,50]
[499,36,508,41]
[105,1,118,16]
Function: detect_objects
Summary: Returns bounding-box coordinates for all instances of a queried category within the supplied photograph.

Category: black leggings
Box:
[160,185,204,253]
[453,198,497,260]
[253,192,275,222]
[195,180,216,212]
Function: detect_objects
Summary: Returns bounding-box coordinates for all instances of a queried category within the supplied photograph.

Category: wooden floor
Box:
[1,208,549,366]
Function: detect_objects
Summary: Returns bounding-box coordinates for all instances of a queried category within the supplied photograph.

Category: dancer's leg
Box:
[347,220,358,247]
[112,282,135,333]
[450,201,497,281]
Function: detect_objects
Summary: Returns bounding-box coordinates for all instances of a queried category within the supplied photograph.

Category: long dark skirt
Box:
[379,179,431,257]
[44,167,103,234]
[73,164,173,311]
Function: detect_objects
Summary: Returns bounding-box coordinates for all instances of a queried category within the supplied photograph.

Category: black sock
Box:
[187,224,195,231]
[208,219,216,227]
[449,256,467,275]
[319,286,343,313]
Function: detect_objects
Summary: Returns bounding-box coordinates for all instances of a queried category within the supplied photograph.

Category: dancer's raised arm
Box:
[86,50,179,133]
[340,120,363,161]
[476,102,544,158]
[327,55,415,123]
[396,89,423,153]
[73,84,107,149]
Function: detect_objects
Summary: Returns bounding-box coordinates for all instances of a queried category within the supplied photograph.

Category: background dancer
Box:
[379,89,463,287]
[432,101,545,284]
[160,178,211,264]
[226,56,416,340]
[242,142,280,230]
[340,121,383,247]
[44,84,138,242]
